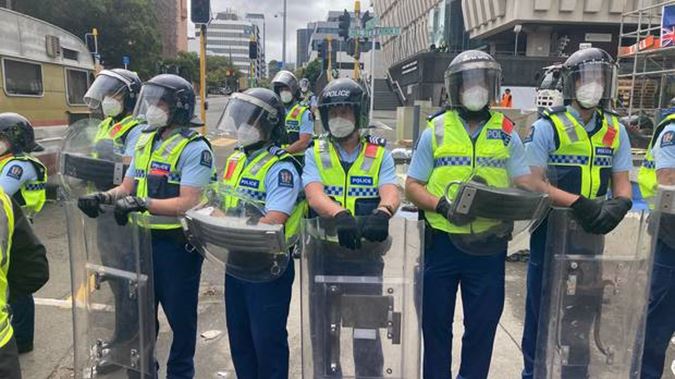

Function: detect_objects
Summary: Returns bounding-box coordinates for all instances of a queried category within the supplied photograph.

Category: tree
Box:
[303,59,323,88]
[268,60,281,79]
[15,0,162,79]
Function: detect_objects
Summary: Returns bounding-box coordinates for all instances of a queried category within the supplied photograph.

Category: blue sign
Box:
[277,61,283,70]
[122,55,130,66]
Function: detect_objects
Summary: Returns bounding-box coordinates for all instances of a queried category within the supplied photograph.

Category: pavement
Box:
[18,101,675,378]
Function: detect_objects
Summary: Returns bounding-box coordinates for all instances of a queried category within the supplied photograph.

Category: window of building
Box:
[65,68,93,105]
[2,59,43,96]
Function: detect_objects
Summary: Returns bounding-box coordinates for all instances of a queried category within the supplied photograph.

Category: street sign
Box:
[122,55,130,68]
[349,26,401,38]
[376,27,401,36]
[349,28,365,38]
[365,16,379,30]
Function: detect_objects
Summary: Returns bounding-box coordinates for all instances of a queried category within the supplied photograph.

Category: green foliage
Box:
[268,60,281,79]
[303,59,323,87]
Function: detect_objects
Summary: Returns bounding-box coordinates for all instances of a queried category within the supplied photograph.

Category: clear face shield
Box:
[132,85,177,129]
[445,62,501,111]
[564,61,615,108]
[215,93,279,147]
[299,79,310,93]
[182,183,291,282]
[83,72,129,110]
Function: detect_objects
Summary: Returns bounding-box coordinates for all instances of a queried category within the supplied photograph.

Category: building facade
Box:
[245,13,266,78]
[153,0,188,58]
[296,26,314,67]
[196,10,264,81]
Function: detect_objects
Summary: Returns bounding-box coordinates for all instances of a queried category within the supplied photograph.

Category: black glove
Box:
[588,197,632,235]
[361,209,390,242]
[114,196,149,226]
[436,197,475,226]
[334,210,361,250]
[570,196,602,233]
[77,192,113,218]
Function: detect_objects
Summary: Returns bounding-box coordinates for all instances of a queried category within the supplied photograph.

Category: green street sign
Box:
[349,26,401,38]
[377,27,401,36]
[349,28,365,38]
[365,16,379,30]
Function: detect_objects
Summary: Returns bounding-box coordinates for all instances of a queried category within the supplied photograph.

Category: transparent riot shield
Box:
[534,207,653,378]
[182,183,291,282]
[301,216,424,378]
[67,201,154,378]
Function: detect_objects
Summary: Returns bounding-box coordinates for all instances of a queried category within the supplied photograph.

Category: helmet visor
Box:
[445,67,501,108]
[216,93,279,139]
[132,84,177,124]
[563,61,615,101]
[83,72,129,109]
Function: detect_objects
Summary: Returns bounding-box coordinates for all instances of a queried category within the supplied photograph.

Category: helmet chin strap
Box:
[243,140,268,155]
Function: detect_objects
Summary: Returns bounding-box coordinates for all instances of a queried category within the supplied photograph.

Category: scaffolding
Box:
[617,0,675,122]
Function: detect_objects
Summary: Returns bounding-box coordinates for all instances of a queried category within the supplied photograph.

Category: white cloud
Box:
[190,0,372,64]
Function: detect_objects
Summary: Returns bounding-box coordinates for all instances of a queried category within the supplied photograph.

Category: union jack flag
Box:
[662,5,675,47]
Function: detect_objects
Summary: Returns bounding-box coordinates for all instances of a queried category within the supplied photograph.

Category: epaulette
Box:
[267,145,289,158]
[542,106,567,117]
[427,108,447,121]
[601,108,620,117]
[365,135,387,147]
[179,128,199,139]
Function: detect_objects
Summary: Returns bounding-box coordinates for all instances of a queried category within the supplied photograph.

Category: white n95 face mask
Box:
[460,86,489,111]
[101,96,123,117]
[575,82,604,109]
[328,117,356,138]
[237,125,262,147]
[280,91,293,104]
[145,105,169,128]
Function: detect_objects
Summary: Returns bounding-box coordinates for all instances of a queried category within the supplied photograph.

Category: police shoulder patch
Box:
[200,150,213,168]
[524,126,535,143]
[660,131,675,148]
[6,164,23,180]
[277,168,294,188]
[366,135,387,147]
[543,106,566,118]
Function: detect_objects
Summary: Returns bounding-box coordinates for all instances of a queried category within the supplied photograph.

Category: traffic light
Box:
[249,40,258,59]
[361,11,372,28]
[338,10,350,40]
[191,0,211,24]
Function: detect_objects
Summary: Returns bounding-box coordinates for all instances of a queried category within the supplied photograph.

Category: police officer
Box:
[272,70,313,161]
[217,88,302,379]
[0,113,46,354]
[638,110,675,379]
[83,69,143,162]
[303,78,400,376]
[299,77,318,112]
[521,47,633,379]
[77,74,214,378]
[405,50,531,378]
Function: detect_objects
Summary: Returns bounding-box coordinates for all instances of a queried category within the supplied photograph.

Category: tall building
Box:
[296,26,314,67]
[196,10,264,81]
[153,0,188,58]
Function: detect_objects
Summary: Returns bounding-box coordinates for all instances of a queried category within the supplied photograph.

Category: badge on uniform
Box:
[278,169,294,188]
[200,150,213,168]
[150,161,171,177]
[661,131,675,148]
[524,127,535,143]
[6,165,22,180]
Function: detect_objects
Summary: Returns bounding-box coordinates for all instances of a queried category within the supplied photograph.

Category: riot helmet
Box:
[299,78,310,93]
[562,47,616,109]
[317,78,369,139]
[444,50,502,112]
[83,69,142,117]
[132,74,201,130]
[0,112,43,154]
[271,70,299,105]
[216,88,285,149]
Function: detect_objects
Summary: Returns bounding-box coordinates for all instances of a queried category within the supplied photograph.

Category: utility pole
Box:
[327,37,333,81]
[282,0,287,68]
[199,24,207,135]
[353,0,361,81]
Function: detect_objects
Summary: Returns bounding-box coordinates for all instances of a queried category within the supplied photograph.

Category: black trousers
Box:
[0,336,21,379]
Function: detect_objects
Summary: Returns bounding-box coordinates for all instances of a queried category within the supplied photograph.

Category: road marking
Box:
[210,137,237,147]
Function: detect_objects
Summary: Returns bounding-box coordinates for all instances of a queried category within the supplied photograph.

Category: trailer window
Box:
[2,59,43,96]
[66,68,92,105]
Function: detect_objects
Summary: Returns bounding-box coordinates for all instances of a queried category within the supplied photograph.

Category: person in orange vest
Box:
[500,88,513,108]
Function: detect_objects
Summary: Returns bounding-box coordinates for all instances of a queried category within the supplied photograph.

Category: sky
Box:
[190,0,370,64]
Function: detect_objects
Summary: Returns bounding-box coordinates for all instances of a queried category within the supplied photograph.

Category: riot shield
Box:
[534,207,653,378]
[67,201,154,378]
[182,183,292,282]
[300,216,424,378]
[442,167,551,255]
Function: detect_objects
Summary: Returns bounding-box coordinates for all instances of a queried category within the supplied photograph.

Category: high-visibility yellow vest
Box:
[543,107,622,199]
[0,188,15,348]
[283,103,310,155]
[638,113,675,202]
[312,136,386,216]
[425,110,512,233]
[222,146,305,241]
[0,154,47,215]
[93,115,139,158]
[132,128,206,230]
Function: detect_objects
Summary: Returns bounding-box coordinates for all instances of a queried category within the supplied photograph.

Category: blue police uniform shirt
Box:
[245,147,300,216]
[0,159,38,196]
[407,117,531,182]
[653,121,675,170]
[525,106,632,173]
[302,140,399,188]
[124,130,214,188]
[287,104,314,136]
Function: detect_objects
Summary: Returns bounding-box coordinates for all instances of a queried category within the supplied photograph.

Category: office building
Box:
[153,0,188,58]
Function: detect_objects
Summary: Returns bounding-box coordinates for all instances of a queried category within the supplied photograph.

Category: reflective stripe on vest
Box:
[638,113,675,203]
[222,148,304,241]
[0,190,15,348]
[282,103,310,155]
[0,154,47,215]
[425,110,511,234]
[313,137,385,215]
[546,110,621,199]
[133,129,201,229]
[94,116,139,156]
